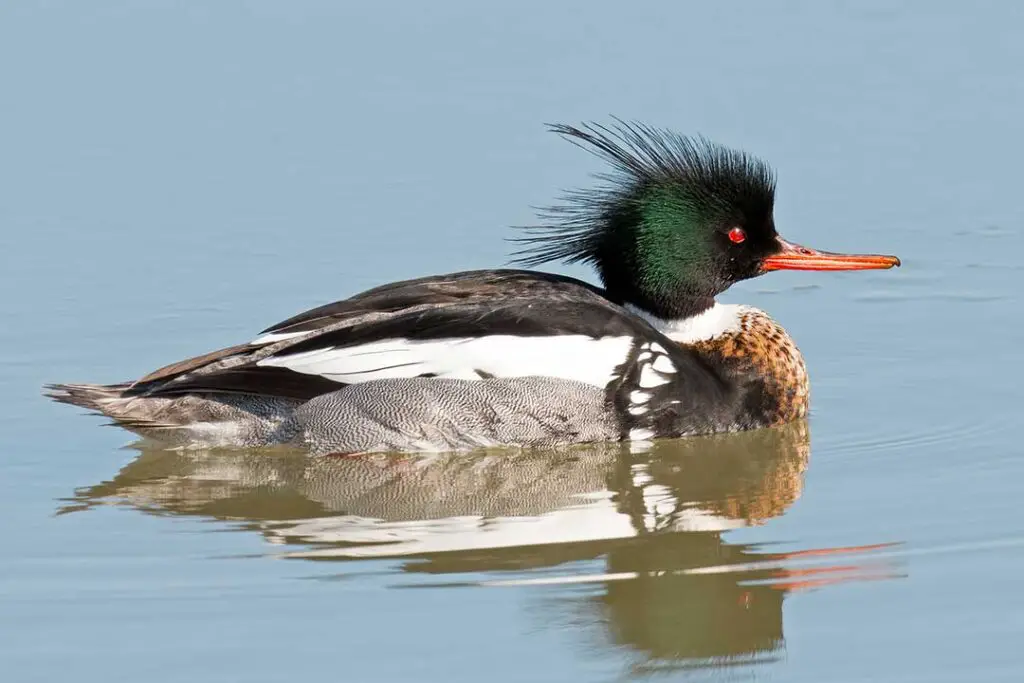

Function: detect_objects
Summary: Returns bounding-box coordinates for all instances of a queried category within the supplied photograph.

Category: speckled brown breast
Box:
[687,310,809,427]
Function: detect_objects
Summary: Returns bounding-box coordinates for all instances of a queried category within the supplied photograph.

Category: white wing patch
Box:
[251,330,312,345]
[257,335,634,388]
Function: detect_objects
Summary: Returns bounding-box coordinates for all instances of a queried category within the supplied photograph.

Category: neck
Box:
[591,231,718,321]
[605,284,716,321]
[625,300,748,344]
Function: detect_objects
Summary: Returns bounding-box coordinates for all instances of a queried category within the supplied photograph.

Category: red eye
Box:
[728,227,746,244]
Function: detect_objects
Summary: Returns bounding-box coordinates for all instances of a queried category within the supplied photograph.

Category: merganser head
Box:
[511,119,900,320]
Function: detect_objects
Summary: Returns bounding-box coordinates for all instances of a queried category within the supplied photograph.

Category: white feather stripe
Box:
[257,335,635,388]
[638,365,669,389]
[250,330,311,345]
[652,355,675,373]
[629,390,651,405]
[625,302,751,343]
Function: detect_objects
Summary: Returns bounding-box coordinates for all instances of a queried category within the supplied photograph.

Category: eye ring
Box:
[728,227,746,244]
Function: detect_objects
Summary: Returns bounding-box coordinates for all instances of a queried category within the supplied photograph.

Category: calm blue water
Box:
[2,2,1023,681]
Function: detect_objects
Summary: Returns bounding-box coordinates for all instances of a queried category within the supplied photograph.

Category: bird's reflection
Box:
[61,420,899,673]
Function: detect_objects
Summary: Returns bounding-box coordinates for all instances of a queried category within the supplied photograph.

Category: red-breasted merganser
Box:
[47,121,900,454]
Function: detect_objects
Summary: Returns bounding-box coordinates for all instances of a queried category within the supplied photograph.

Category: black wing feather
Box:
[131,269,728,412]
[140,367,344,401]
[259,269,611,335]
[274,298,654,358]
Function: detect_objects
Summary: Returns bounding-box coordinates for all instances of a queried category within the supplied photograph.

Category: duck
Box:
[46,120,900,455]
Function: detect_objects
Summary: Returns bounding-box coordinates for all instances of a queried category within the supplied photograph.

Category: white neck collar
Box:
[625,302,749,343]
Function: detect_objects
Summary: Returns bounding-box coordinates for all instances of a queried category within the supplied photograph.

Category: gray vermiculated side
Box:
[293,376,618,454]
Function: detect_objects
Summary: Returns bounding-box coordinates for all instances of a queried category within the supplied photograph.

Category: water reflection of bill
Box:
[61,420,900,671]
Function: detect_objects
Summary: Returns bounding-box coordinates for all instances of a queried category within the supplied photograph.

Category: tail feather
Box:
[44,382,182,431]
[44,382,132,413]
[45,381,303,447]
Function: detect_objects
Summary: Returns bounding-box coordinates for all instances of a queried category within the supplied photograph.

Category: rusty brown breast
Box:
[687,309,810,427]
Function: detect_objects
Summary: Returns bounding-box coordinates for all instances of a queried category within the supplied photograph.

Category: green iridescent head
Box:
[512,120,780,320]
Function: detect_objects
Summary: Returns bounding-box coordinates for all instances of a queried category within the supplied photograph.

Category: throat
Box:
[626,301,748,344]
[611,289,716,322]
[599,270,715,321]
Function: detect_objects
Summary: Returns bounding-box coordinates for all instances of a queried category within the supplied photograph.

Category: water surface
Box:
[2,2,1023,681]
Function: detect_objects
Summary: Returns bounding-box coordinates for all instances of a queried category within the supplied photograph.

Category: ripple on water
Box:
[852,290,1006,303]
[964,262,1024,271]
[815,411,1008,460]
[751,283,822,296]
[953,224,1020,238]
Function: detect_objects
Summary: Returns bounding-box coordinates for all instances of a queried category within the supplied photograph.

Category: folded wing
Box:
[130,270,647,399]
